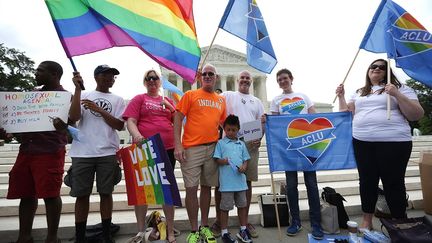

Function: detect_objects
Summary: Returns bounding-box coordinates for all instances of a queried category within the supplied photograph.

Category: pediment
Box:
[201,44,246,63]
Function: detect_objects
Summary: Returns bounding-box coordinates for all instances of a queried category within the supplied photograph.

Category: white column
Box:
[250,76,255,95]
[176,75,183,93]
[221,75,227,92]
[260,76,268,102]
[255,76,262,101]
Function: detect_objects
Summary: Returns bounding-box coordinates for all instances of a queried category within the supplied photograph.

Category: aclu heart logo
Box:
[286,117,336,165]
[280,97,305,114]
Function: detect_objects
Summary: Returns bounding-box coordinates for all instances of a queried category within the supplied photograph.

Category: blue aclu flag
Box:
[219,0,277,73]
[360,0,432,87]
[265,112,356,172]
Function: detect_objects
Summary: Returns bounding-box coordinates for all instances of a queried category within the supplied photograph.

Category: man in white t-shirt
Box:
[211,70,265,239]
[68,65,126,243]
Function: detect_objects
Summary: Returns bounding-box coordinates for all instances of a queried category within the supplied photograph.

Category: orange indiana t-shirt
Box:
[176,89,226,148]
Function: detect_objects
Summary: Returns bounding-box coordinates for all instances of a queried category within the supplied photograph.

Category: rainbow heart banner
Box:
[265,112,356,172]
[117,134,181,206]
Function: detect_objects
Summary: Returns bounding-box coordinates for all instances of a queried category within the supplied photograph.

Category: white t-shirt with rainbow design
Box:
[270,92,313,115]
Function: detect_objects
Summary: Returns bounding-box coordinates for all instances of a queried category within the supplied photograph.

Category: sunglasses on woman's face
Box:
[369,64,386,71]
[146,76,159,81]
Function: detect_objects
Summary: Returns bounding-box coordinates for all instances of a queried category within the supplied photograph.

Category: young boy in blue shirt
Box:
[213,114,253,243]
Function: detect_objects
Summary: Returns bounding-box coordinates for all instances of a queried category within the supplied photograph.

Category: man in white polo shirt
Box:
[211,70,264,239]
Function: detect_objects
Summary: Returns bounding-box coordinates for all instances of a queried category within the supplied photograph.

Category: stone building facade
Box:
[160,44,332,113]
[161,44,270,109]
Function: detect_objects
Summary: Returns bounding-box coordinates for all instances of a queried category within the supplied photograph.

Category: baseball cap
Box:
[94,65,120,76]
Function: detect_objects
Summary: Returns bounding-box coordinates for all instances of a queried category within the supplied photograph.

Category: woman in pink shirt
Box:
[123,70,177,243]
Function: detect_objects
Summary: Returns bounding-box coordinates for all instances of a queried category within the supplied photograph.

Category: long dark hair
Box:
[358,59,401,96]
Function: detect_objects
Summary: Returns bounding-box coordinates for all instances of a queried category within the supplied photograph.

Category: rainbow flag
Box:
[45,0,201,83]
[360,0,432,87]
[117,134,181,206]
[265,112,356,172]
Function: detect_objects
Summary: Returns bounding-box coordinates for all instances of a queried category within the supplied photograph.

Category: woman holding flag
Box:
[336,59,424,230]
[122,69,177,243]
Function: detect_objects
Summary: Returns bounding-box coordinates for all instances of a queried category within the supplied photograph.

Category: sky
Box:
[0,0,431,108]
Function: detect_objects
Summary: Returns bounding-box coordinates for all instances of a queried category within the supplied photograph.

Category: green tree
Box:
[405,79,432,135]
[0,43,36,91]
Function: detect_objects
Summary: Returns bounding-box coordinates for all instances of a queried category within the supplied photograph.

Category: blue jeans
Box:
[285,171,321,227]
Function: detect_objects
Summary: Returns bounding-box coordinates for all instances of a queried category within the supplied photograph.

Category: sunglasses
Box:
[146,76,159,81]
[201,72,215,77]
[369,64,386,71]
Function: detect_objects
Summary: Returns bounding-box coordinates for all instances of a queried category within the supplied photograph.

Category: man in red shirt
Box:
[7,61,69,243]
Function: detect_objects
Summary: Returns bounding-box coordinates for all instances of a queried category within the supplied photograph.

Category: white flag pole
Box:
[332,49,361,103]
[270,172,283,241]
[387,58,391,120]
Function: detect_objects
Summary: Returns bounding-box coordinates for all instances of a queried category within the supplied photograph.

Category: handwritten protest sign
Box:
[117,134,181,206]
[238,120,262,142]
[0,91,71,133]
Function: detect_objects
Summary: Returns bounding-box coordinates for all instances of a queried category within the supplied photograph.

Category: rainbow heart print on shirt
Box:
[280,97,306,114]
[286,117,336,165]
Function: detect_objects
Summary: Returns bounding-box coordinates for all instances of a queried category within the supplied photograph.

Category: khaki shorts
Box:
[245,141,259,182]
[181,143,218,188]
[220,190,247,211]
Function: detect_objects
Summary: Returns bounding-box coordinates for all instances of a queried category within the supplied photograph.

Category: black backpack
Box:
[321,187,350,229]
[381,217,432,243]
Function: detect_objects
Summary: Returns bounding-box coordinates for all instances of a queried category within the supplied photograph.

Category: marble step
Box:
[1,137,431,162]
[0,176,422,217]
[0,165,421,198]
[0,190,425,242]
[0,153,270,167]
[0,135,427,152]
[0,153,423,173]
[0,160,423,184]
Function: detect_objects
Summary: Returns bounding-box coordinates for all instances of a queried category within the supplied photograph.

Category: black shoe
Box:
[99,235,115,243]
[74,238,88,243]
